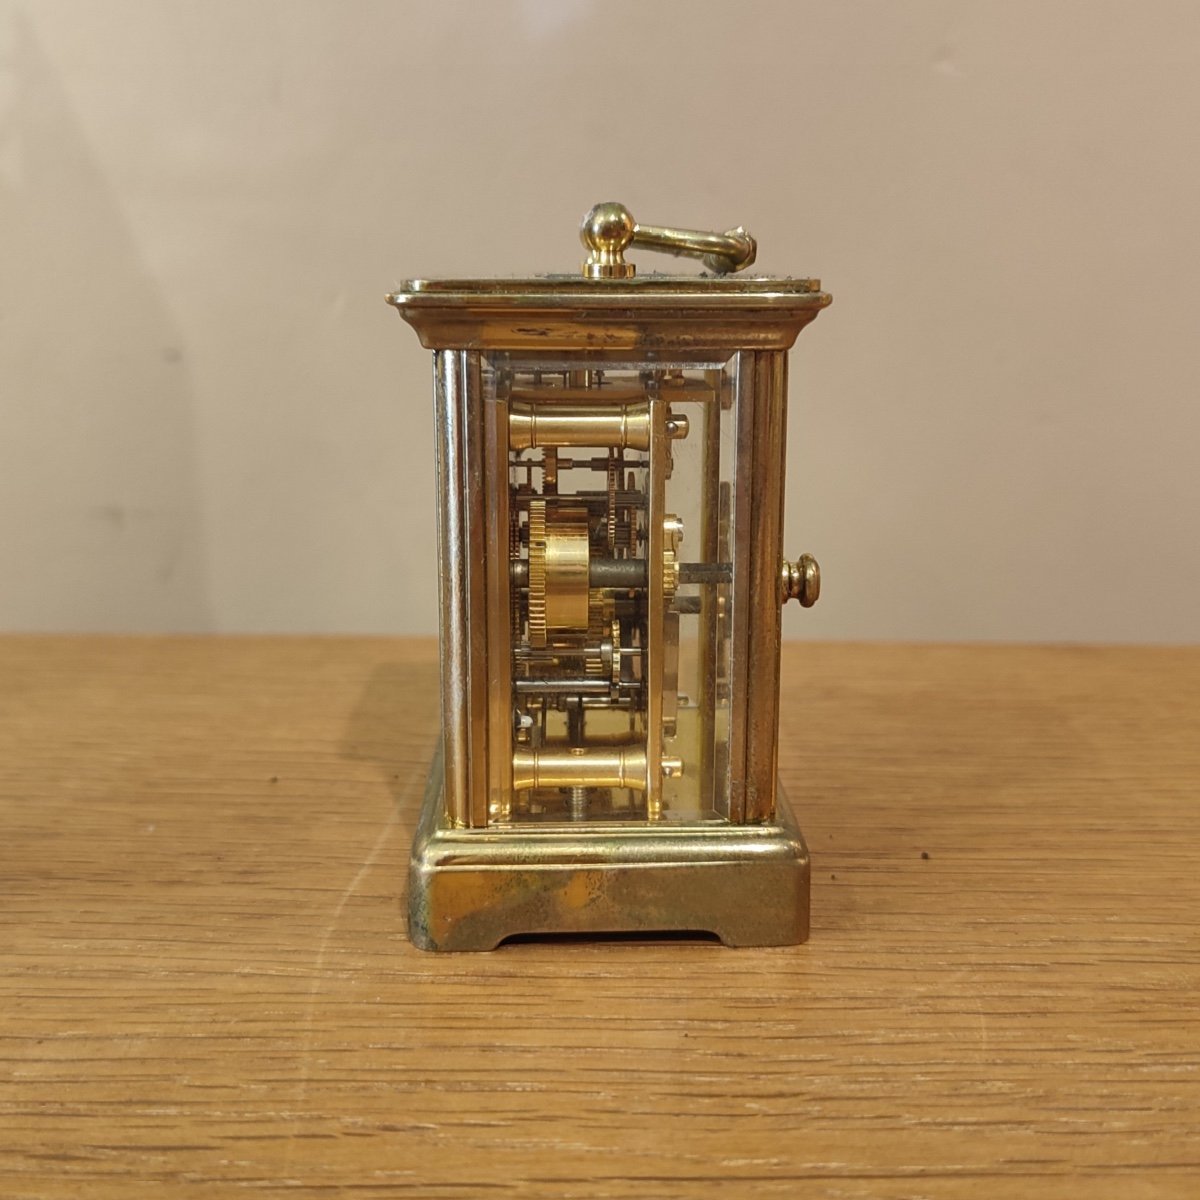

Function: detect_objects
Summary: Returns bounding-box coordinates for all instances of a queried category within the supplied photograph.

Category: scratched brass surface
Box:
[387,275,831,352]
[409,740,810,952]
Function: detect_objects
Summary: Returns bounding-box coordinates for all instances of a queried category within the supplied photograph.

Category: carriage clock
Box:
[387,202,830,951]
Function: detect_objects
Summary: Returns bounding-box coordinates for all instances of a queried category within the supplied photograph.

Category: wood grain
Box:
[1,637,1198,1198]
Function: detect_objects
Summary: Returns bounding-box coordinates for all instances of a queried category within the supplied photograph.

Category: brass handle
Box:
[581,202,757,279]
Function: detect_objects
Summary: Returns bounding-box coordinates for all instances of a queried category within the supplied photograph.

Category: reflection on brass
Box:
[581,201,757,279]
[388,275,829,354]
[525,498,549,647]
[390,201,830,950]
[662,513,683,602]
[511,557,648,590]
[665,411,690,440]
[781,555,820,607]
[526,500,590,639]
[509,400,651,451]
[579,201,636,279]
[410,742,810,952]
[512,743,682,792]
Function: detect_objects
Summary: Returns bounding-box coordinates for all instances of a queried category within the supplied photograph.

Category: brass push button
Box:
[781,555,820,607]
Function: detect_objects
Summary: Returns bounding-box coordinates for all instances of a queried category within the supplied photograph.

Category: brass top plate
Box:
[387,276,832,352]
[390,274,826,303]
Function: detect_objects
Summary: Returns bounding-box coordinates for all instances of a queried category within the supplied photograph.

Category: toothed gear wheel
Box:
[626,472,639,556]
[662,514,683,601]
[527,499,548,648]
[510,503,522,638]
[585,591,604,675]
[663,548,679,600]
[606,455,619,552]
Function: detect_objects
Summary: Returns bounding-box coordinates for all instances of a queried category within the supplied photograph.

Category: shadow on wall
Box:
[0,14,210,631]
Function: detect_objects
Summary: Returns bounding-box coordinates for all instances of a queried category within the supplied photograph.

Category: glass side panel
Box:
[483,355,737,826]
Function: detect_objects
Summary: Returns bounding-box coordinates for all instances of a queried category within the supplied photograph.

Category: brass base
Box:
[408,741,810,952]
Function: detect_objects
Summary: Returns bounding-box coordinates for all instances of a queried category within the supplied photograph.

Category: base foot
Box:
[408,743,810,952]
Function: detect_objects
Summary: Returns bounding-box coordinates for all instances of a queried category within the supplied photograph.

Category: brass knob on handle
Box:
[580,202,637,279]
[781,555,820,607]
[581,202,757,279]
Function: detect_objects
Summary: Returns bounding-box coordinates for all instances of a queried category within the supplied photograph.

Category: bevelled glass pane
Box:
[482,354,738,825]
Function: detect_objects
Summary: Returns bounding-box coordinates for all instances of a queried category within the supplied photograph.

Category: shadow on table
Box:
[340,660,439,825]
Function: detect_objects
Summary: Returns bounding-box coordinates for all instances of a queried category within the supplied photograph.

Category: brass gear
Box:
[625,471,639,556]
[509,501,522,639]
[662,514,683,601]
[585,589,614,677]
[527,499,548,647]
[606,453,619,553]
[526,498,590,647]
[663,549,680,600]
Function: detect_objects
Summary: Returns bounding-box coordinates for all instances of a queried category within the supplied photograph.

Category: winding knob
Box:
[781,555,820,608]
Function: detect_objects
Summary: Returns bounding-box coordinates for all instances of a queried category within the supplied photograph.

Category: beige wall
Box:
[2,0,1198,640]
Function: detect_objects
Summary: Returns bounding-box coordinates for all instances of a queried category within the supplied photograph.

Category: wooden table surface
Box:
[1,637,1198,1198]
